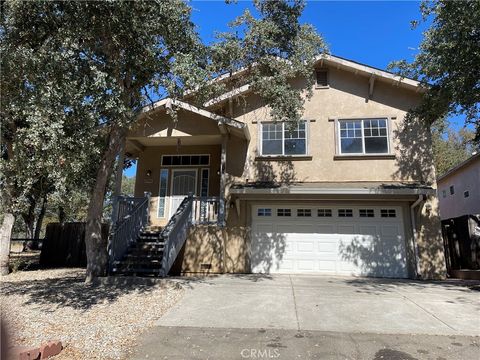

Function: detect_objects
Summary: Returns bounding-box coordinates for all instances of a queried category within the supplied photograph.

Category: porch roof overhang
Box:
[137,98,250,140]
[126,99,250,155]
[229,181,435,201]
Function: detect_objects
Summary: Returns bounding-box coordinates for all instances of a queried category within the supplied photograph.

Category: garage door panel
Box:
[337,225,356,234]
[297,240,315,252]
[251,205,407,278]
[316,225,336,234]
[318,240,337,253]
[358,225,378,236]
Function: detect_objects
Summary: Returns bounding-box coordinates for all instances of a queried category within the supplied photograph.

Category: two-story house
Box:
[110,54,446,279]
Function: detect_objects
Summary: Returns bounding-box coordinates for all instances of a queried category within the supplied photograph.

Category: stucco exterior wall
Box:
[134,145,221,227]
[437,158,480,219]
[226,67,436,186]
[130,64,445,279]
[415,195,446,279]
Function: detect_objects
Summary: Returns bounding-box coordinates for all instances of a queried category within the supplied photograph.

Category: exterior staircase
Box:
[111,227,165,276]
[109,194,220,277]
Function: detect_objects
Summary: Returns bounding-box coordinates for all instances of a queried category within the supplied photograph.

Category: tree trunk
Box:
[0,213,15,275]
[84,125,125,282]
[58,206,66,224]
[22,200,36,239]
[34,196,47,240]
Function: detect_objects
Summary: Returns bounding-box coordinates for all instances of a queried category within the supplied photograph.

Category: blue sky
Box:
[124,0,460,177]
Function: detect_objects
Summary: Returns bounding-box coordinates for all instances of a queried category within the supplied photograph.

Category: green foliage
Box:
[209,0,327,123]
[1,0,325,275]
[431,119,476,176]
[121,176,136,197]
[1,3,102,217]
[388,0,480,143]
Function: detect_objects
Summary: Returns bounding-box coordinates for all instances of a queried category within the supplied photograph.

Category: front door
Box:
[170,169,197,216]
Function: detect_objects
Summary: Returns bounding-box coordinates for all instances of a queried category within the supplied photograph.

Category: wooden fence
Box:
[442,215,480,273]
[40,222,109,268]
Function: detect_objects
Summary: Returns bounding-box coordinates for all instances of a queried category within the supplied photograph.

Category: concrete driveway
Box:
[158,275,479,335]
[131,275,480,359]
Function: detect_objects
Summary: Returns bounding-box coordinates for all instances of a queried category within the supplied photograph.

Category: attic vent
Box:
[316,70,328,87]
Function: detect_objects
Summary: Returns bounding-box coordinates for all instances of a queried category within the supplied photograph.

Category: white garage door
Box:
[251,205,408,278]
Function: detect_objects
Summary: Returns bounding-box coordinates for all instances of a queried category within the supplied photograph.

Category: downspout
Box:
[410,194,425,279]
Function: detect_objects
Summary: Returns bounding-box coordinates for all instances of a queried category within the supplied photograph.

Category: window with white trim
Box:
[338,118,389,154]
[261,121,307,156]
[380,209,396,218]
[257,208,272,217]
[297,209,312,217]
[359,209,375,217]
[157,169,169,218]
[277,208,292,217]
[318,209,332,217]
[338,209,353,217]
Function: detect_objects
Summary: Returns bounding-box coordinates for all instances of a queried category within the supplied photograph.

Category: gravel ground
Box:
[1,268,184,359]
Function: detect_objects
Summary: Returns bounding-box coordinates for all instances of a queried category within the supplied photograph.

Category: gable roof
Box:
[141,53,425,115]
[201,54,425,107]
[139,98,250,140]
[317,54,424,92]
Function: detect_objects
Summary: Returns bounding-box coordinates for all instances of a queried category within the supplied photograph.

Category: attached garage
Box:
[251,204,408,278]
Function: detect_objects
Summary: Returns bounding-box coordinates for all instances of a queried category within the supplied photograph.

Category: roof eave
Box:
[230,186,435,196]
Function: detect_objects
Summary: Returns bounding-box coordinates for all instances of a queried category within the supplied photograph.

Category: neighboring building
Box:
[111,54,446,280]
[437,153,480,220]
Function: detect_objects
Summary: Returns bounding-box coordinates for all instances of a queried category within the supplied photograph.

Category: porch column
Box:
[111,138,126,224]
[218,134,227,227]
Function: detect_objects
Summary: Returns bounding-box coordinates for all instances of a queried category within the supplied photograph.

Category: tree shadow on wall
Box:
[415,209,447,279]
[251,153,298,186]
[391,118,445,278]
[249,231,287,274]
[170,226,225,276]
[392,118,436,186]
[338,234,408,279]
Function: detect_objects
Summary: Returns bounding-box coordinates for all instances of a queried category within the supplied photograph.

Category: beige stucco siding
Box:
[134,145,221,227]
[227,67,436,186]
[130,64,445,279]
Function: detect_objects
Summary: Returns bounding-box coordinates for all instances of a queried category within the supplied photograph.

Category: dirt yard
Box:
[1,268,184,359]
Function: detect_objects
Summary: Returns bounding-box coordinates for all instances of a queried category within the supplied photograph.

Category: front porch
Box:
[108,99,249,276]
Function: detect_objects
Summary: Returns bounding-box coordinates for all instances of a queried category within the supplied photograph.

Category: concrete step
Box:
[124,253,164,261]
[130,242,165,252]
[112,261,163,273]
[111,268,164,276]
[138,234,162,242]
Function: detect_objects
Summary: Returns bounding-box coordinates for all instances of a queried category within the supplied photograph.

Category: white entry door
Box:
[170,169,197,216]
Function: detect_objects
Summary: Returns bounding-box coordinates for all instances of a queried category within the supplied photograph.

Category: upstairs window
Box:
[261,121,307,156]
[338,118,389,154]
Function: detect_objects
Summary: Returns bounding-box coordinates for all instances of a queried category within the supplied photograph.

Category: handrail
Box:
[192,196,219,225]
[108,193,151,272]
[159,194,193,277]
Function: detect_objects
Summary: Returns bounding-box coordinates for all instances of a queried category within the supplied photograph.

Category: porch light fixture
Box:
[146,170,152,177]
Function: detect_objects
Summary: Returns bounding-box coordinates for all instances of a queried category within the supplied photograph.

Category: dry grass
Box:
[1,268,184,359]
